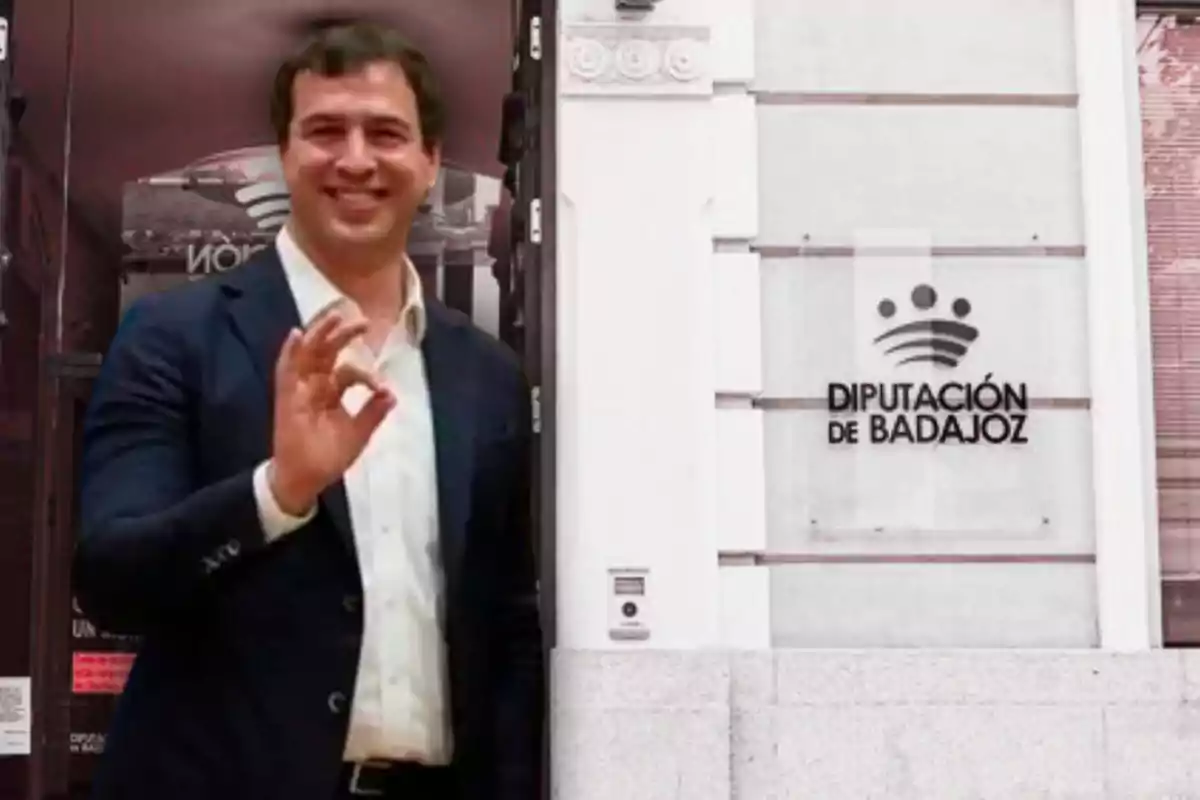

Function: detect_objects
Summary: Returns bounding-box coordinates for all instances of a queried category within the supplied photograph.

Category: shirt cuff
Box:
[253,460,317,542]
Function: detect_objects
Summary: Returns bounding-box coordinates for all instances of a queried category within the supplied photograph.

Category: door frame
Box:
[508,0,558,792]
[534,1,558,795]
[531,0,558,664]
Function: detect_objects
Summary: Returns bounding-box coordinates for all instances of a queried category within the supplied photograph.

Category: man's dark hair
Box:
[270,19,446,153]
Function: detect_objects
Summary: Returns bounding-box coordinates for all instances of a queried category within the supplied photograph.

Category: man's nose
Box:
[337,129,375,174]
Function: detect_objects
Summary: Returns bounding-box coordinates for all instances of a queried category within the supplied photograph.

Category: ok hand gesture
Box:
[267,306,395,515]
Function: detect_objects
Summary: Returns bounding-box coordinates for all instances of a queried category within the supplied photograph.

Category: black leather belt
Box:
[343,759,449,797]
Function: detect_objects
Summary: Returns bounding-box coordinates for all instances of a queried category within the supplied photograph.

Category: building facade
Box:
[6,0,1200,797]
[550,0,1191,796]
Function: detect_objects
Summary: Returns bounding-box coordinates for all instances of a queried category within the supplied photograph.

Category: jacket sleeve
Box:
[73,295,270,635]
[491,366,546,799]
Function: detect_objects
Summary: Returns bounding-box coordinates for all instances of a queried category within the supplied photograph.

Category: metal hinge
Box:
[530,16,542,61]
[529,198,542,244]
[531,385,542,434]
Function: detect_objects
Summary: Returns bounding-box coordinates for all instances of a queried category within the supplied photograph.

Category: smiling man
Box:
[74,21,543,800]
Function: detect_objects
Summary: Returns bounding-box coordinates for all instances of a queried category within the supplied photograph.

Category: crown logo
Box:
[874,283,978,368]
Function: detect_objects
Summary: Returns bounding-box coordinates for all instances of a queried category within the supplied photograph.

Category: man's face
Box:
[281,60,440,253]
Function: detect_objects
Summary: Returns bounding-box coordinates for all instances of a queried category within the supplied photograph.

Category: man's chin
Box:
[325,220,393,248]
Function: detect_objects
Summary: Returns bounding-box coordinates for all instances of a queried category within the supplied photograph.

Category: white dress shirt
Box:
[250,226,452,765]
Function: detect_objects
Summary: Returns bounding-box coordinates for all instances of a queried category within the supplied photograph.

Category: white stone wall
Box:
[555,650,1200,798]
[552,0,1163,795]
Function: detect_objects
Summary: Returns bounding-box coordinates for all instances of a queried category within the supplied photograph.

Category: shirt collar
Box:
[274,224,427,343]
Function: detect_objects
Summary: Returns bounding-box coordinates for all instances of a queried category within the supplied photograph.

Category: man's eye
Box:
[372,130,406,145]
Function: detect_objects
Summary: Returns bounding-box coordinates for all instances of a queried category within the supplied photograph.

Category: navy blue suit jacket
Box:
[73,248,544,800]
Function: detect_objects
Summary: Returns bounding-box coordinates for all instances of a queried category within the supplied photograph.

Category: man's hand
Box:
[267,307,395,515]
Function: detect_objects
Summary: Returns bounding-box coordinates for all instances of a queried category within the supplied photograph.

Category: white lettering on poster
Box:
[186,243,268,278]
[73,617,97,639]
[69,732,106,754]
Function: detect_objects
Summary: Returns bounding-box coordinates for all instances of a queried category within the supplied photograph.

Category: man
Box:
[73,21,543,800]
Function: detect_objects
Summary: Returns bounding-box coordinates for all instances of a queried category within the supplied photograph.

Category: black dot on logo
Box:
[877,299,896,318]
[952,298,971,318]
[911,284,937,310]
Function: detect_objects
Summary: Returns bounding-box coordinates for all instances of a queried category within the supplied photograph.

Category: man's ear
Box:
[425,141,443,182]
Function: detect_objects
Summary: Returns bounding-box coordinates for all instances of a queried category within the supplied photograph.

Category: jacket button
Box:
[327,691,347,715]
[342,595,360,613]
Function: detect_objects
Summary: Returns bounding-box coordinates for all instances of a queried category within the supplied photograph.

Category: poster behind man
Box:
[67,145,510,772]
[118,145,507,333]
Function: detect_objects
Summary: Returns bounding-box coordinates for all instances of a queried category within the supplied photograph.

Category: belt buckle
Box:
[349,760,390,797]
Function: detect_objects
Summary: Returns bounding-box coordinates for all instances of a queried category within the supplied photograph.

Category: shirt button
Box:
[327,691,347,715]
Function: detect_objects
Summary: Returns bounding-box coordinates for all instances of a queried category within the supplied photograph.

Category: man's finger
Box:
[274,329,302,391]
[294,312,345,372]
[320,319,370,365]
[348,389,396,448]
[303,310,342,345]
[331,361,385,398]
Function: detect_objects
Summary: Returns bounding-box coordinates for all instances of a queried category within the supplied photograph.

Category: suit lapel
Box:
[219,249,355,549]
[421,301,476,589]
